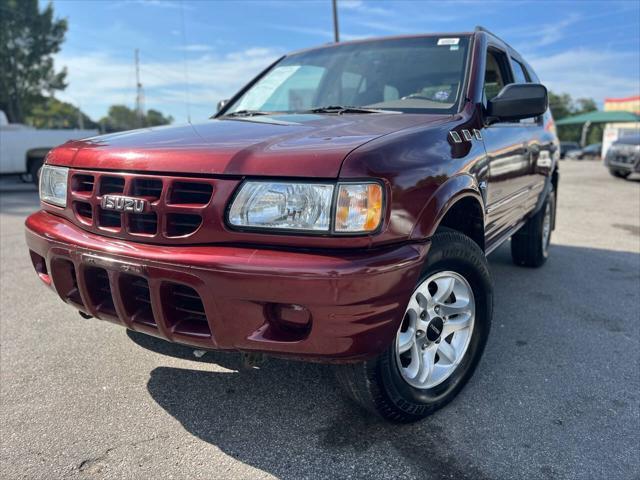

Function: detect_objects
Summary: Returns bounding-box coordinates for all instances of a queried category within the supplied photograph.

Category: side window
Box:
[511,58,538,124]
[511,59,530,84]
[484,49,510,102]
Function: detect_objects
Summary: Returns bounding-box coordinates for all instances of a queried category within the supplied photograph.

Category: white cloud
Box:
[172,44,213,52]
[54,47,282,122]
[126,0,193,9]
[529,48,640,102]
[340,0,393,16]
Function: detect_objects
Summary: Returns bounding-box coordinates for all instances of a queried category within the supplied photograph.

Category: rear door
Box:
[481,48,533,247]
[512,58,554,215]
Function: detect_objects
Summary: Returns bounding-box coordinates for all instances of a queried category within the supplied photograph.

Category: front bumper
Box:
[605,155,640,173]
[25,210,428,362]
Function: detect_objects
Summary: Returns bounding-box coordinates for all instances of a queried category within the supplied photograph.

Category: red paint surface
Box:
[26,211,428,361]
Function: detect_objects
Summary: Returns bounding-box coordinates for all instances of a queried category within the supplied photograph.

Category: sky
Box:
[50,0,640,124]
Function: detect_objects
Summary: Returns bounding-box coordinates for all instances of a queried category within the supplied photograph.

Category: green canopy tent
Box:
[555,110,640,146]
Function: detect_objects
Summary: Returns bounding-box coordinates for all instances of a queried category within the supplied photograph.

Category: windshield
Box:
[225,36,470,115]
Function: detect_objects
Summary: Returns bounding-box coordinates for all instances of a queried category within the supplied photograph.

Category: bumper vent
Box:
[164,283,211,337]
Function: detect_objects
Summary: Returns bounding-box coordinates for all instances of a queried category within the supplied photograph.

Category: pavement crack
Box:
[75,434,169,473]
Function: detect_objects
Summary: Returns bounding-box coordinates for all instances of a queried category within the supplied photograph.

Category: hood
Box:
[50,113,450,178]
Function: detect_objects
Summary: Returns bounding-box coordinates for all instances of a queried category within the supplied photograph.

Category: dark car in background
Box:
[565,142,602,160]
[605,135,640,179]
[559,141,580,159]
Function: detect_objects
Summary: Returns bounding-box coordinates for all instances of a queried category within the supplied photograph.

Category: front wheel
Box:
[334,229,493,422]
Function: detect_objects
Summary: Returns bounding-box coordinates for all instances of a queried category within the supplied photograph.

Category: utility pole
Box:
[77,103,84,129]
[332,0,340,43]
[134,48,145,127]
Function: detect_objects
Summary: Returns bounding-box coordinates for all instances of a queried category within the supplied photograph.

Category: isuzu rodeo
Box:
[26,27,559,422]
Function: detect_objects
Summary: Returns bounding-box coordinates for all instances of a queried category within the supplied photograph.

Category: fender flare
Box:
[410,174,485,241]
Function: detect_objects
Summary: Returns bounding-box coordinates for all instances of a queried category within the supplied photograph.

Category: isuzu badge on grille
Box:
[101,195,147,213]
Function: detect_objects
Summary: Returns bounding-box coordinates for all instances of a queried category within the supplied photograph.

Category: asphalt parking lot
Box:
[1,161,638,480]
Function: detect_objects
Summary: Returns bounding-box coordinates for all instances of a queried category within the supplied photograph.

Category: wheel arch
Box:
[410,174,486,251]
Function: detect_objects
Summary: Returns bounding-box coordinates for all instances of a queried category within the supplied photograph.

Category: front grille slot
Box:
[98,209,121,229]
[163,283,210,337]
[120,275,155,327]
[169,182,213,205]
[100,176,125,195]
[72,174,94,194]
[129,212,158,235]
[132,178,163,201]
[73,201,93,223]
[166,214,202,237]
[51,259,83,306]
[84,267,116,317]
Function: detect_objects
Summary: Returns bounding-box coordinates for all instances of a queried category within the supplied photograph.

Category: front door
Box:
[482,48,533,248]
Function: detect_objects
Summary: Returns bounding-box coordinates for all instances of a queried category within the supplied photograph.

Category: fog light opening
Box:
[266,303,312,338]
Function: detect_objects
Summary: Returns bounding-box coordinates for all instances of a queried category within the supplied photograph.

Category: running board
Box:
[485,220,526,255]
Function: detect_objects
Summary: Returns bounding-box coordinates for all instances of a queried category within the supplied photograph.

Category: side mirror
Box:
[217,99,229,112]
[486,83,548,123]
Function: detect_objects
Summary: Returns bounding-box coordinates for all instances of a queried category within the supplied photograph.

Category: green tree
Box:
[548,91,601,144]
[25,97,98,129]
[99,105,173,133]
[146,109,173,127]
[0,0,68,123]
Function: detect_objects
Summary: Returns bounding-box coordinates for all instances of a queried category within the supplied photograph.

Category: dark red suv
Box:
[26,27,558,422]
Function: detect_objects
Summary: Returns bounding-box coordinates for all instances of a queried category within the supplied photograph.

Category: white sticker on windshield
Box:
[438,38,460,46]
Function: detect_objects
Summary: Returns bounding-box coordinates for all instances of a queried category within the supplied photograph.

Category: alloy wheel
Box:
[395,271,476,389]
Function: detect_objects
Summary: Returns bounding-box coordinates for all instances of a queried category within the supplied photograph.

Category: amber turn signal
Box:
[335,183,383,232]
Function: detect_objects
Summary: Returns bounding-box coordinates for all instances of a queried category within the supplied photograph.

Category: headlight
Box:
[39,165,69,207]
[228,180,384,234]
[228,182,334,231]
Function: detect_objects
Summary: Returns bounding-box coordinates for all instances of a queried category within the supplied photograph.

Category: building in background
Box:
[602,95,640,157]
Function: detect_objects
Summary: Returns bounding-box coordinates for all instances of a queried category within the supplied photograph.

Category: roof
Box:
[555,110,640,126]
[286,32,474,56]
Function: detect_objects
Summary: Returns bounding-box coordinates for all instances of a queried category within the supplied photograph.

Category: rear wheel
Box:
[609,168,630,179]
[334,229,493,423]
[511,189,554,268]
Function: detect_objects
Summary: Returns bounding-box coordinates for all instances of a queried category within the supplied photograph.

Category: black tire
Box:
[609,168,630,179]
[511,189,555,268]
[28,158,44,186]
[334,228,493,423]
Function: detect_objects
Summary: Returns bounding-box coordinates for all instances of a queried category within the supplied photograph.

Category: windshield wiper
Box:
[308,105,399,115]
[222,110,272,118]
